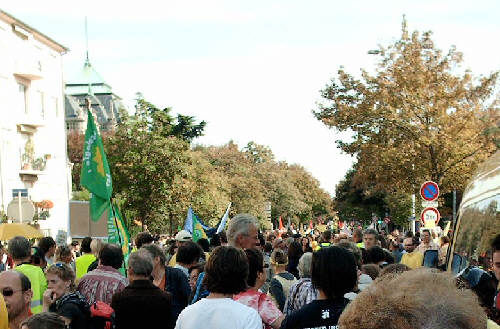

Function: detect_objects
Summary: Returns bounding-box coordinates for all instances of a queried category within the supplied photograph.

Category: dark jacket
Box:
[49,291,91,329]
[287,258,300,279]
[163,266,191,326]
[111,279,172,329]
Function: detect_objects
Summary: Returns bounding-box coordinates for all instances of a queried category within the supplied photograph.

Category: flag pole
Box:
[109,199,126,277]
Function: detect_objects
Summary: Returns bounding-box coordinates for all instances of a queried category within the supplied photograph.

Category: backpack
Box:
[90,301,115,329]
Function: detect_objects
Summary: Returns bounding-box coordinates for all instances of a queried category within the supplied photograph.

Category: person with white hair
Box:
[227,214,259,249]
[283,252,318,315]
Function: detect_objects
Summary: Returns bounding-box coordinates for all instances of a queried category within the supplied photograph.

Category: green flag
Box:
[107,204,131,276]
[80,110,113,221]
[90,195,110,223]
[192,215,207,243]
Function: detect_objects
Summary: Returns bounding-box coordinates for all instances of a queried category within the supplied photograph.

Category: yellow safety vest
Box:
[75,254,96,280]
[15,264,47,314]
[0,294,8,329]
[314,242,331,251]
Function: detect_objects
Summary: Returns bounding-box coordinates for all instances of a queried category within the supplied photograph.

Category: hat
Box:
[175,230,192,242]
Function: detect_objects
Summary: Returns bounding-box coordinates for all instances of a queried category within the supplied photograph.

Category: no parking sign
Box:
[420,181,439,201]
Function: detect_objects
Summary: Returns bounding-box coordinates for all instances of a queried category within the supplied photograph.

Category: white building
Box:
[0,10,71,239]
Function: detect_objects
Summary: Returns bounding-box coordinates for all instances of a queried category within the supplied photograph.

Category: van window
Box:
[453,193,500,272]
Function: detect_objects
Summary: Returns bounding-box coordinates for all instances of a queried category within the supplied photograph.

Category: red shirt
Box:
[234,289,282,329]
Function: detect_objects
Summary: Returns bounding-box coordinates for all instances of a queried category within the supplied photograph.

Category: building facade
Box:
[0,10,71,238]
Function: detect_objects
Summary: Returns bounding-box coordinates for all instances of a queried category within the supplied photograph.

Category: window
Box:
[36,90,44,118]
[17,83,27,114]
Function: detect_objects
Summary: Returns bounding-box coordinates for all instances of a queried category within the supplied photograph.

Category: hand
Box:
[43,289,57,307]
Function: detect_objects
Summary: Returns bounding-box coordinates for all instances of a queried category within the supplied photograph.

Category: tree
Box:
[198,141,333,228]
[134,95,206,142]
[198,141,268,223]
[334,165,415,227]
[314,18,500,195]
[334,167,386,224]
[103,96,212,233]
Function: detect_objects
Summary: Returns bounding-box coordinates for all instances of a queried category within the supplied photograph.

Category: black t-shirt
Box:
[280,298,349,329]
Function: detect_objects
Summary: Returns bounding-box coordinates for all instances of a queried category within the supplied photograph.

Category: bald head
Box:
[0,271,31,291]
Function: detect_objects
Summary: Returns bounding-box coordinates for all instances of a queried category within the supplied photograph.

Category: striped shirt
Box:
[283,278,318,316]
[77,265,129,304]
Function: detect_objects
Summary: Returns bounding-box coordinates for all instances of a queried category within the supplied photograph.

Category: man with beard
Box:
[0,271,32,329]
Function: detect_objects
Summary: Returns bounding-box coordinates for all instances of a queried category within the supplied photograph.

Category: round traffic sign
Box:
[421,207,440,225]
[420,181,439,201]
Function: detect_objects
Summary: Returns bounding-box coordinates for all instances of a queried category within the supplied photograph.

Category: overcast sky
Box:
[4,1,500,195]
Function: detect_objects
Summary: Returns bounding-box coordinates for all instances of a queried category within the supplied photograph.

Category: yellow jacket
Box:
[15,264,47,314]
[75,254,97,280]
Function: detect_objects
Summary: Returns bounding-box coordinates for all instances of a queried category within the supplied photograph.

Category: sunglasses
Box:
[1,288,23,297]
[51,263,66,269]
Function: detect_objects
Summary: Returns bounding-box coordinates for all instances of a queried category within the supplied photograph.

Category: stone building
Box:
[65,58,123,133]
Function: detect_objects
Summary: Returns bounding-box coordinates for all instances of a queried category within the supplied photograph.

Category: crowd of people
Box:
[0,213,499,329]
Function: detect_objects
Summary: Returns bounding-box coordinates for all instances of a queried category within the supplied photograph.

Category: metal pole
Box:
[452,189,456,222]
[411,193,416,234]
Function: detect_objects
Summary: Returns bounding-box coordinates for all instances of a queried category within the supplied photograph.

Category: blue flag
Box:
[184,207,216,240]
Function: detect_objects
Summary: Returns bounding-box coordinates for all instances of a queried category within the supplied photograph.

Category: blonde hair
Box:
[90,239,104,256]
[338,268,487,329]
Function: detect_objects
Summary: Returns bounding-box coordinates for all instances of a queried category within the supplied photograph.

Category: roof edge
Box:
[0,9,69,53]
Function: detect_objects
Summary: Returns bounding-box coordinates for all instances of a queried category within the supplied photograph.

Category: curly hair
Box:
[46,263,76,291]
[203,246,248,295]
[338,268,487,329]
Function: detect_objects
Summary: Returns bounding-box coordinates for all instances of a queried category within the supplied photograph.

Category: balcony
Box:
[19,154,46,185]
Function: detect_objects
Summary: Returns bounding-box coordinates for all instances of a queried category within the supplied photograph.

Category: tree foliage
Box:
[68,97,332,234]
[334,165,415,226]
[315,19,500,195]
[198,141,334,228]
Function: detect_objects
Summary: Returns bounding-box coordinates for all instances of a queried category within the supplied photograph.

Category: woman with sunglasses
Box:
[42,263,91,329]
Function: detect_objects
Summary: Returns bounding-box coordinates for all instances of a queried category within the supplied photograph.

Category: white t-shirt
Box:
[175,297,262,329]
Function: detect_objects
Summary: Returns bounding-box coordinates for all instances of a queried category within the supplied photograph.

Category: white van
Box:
[447,151,500,273]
